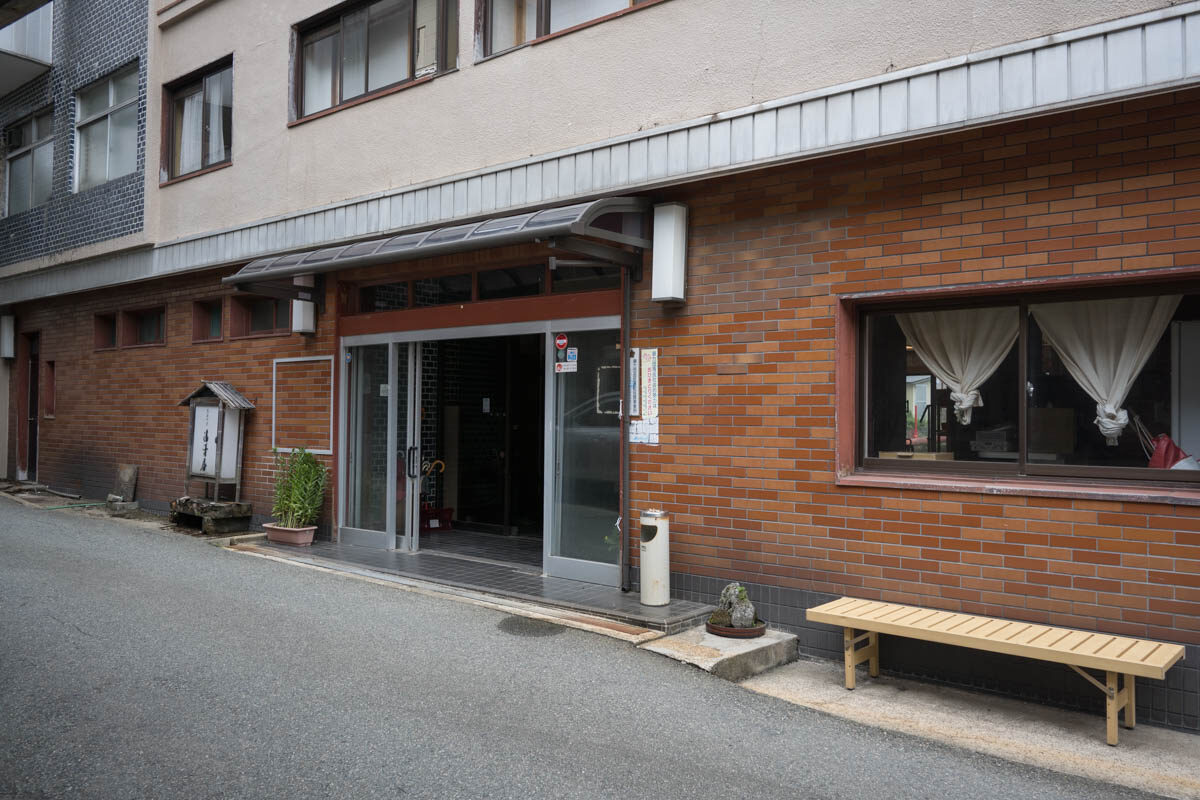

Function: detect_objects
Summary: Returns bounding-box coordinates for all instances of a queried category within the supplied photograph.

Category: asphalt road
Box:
[0,498,1168,800]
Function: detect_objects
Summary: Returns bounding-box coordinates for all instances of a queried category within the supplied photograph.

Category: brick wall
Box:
[8,269,335,524]
[0,0,147,266]
[274,358,333,452]
[628,90,1200,729]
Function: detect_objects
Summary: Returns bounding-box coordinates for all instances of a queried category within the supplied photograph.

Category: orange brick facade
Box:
[7,90,1199,727]
[7,271,338,520]
[631,90,1200,650]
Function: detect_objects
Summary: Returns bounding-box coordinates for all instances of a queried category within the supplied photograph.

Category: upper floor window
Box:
[860,287,1200,484]
[5,108,53,215]
[76,65,138,191]
[485,0,648,55]
[296,0,458,119]
[165,59,232,180]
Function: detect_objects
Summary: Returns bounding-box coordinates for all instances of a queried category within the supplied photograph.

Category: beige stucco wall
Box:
[147,0,1172,245]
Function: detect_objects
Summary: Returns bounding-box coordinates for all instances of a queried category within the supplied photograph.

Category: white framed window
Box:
[75,64,139,191]
[165,58,232,180]
[5,108,54,215]
[295,0,458,119]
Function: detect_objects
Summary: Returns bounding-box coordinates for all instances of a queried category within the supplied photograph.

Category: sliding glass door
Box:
[544,327,621,584]
[340,341,419,549]
[340,318,621,586]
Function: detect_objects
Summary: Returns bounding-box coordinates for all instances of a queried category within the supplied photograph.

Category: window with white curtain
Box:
[165,59,233,180]
[485,0,649,56]
[296,0,458,119]
[75,64,139,191]
[5,107,53,215]
[861,288,1200,482]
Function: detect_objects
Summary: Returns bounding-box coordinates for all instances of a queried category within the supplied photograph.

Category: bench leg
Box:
[844,628,856,690]
[1106,671,1119,747]
[1124,673,1136,730]
[843,628,881,689]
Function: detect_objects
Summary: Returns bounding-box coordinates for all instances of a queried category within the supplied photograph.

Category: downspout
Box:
[620,262,632,592]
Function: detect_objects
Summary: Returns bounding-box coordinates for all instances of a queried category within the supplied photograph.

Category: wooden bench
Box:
[807,597,1186,745]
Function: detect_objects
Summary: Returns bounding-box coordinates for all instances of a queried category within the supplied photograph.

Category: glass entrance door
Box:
[341,342,419,549]
[395,342,420,552]
[546,328,621,584]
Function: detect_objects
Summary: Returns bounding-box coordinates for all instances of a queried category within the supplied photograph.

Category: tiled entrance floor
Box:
[420,528,542,570]
[257,540,711,632]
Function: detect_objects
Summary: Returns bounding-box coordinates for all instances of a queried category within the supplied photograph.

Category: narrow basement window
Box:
[43,361,55,417]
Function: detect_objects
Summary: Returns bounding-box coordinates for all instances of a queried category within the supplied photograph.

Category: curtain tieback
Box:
[950,390,982,426]
[1095,404,1128,446]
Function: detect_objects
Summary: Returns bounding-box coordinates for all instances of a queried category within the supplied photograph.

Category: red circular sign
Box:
[555,334,568,350]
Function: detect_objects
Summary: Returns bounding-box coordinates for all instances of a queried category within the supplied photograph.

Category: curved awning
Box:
[222,196,650,287]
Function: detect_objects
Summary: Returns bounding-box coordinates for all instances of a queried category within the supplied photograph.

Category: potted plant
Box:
[263,447,328,546]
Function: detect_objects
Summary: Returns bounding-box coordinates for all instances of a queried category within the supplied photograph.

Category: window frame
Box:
[192,298,225,343]
[120,306,167,348]
[345,257,626,315]
[480,0,662,59]
[162,56,234,184]
[292,0,458,123]
[231,294,293,338]
[4,107,54,215]
[93,312,118,351]
[74,64,140,192]
[856,280,1200,486]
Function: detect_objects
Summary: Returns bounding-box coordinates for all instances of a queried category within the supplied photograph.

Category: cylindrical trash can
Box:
[639,509,670,606]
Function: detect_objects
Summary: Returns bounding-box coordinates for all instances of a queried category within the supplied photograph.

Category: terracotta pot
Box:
[705,620,767,639]
[263,522,316,546]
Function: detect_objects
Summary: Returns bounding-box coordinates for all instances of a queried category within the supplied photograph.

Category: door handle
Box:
[406,446,419,479]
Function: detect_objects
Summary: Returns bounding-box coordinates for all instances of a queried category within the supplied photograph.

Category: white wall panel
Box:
[1070,36,1106,98]
[1107,27,1145,90]
[11,4,1200,304]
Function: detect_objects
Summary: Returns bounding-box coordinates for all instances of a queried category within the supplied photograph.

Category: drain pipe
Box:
[620,264,632,593]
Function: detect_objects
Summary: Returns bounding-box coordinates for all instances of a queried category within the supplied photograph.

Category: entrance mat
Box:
[256,540,711,633]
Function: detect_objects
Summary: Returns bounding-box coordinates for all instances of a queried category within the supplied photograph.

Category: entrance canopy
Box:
[222,196,651,289]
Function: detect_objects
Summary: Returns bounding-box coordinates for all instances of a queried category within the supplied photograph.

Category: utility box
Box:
[640,509,670,606]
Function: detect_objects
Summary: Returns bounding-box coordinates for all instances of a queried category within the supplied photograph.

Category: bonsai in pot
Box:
[263,447,328,546]
[706,582,767,638]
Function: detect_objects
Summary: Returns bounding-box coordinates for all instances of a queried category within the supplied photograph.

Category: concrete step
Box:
[641,624,799,682]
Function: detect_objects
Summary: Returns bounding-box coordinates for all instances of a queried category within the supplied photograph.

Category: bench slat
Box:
[807,598,1185,679]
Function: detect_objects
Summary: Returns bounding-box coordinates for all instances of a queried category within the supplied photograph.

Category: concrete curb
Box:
[206,532,266,548]
[641,626,799,682]
[225,543,664,645]
[744,657,1200,800]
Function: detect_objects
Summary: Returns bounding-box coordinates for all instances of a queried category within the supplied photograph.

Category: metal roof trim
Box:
[222,196,650,286]
[177,381,256,409]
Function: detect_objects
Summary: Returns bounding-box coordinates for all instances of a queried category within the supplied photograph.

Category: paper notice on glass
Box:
[640,347,658,420]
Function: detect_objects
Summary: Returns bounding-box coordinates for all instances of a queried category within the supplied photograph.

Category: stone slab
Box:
[170,497,251,518]
[641,625,798,682]
[106,500,139,517]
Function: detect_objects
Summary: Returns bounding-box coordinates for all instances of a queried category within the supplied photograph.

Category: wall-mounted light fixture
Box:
[651,203,688,303]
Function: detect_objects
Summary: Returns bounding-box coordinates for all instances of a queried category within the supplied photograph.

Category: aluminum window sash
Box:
[74,95,137,130]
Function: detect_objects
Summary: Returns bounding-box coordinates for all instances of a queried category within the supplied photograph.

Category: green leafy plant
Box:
[271,447,328,529]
